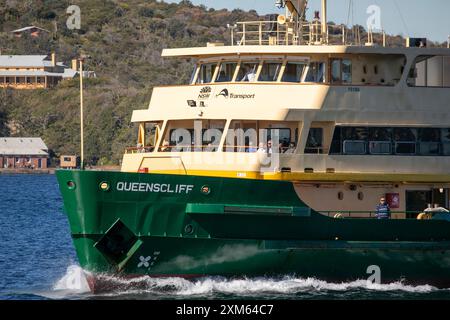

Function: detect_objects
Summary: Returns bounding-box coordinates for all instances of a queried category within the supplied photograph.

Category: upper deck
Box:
[162,45,450,60]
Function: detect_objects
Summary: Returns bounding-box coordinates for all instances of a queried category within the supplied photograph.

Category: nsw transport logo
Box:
[216,88,229,98]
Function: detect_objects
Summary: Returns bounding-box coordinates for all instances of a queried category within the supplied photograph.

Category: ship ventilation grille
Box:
[94,219,139,267]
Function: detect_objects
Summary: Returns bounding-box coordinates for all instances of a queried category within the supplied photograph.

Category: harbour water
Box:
[1,174,450,300]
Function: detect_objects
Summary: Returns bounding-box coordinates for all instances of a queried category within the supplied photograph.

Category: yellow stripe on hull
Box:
[142,169,450,184]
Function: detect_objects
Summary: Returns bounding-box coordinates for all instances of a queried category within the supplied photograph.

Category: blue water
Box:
[1,174,450,300]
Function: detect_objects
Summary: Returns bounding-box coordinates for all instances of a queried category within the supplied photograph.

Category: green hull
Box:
[56,170,450,289]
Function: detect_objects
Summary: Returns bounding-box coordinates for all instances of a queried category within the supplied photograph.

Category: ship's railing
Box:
[125,146,154,154]
[231,21,386,47]
[234,20,299,46]
[320,211,423,219]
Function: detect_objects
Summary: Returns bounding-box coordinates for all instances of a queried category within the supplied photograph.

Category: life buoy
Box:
[334,213,343,219]
[417,213,431,220]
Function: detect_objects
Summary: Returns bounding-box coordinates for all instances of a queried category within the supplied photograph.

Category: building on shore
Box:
[0,53,80,89]
[11,26,50,38]
[0,137,49,169]
[60,155,78,169]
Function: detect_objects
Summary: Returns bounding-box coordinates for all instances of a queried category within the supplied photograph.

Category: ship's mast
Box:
[321,0,328,43]
[280,0,328,44]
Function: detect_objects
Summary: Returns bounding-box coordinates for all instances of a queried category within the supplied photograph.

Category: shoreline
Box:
[0,165,120,175]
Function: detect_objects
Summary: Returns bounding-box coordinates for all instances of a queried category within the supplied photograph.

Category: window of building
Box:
[196,63,217,84]
[0,77,4,84]
[305,128,323,154]
[236,62,259,82]
[216,62,237,82]
[258,61,282,82]
[304,62,325,83]
[282,62,306,82]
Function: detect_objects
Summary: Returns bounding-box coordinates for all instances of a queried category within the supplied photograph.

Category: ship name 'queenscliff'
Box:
[116,182,194,194]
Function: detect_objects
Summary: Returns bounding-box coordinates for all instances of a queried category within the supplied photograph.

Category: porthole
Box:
[358,192,364,201]
[338,191,344,200]
[184,224,194,235]
[67,181,76,190]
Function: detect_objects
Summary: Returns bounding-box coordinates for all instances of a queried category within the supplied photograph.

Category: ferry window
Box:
[369,128,392,155]
[258,61,282,82]
[330,127,342,154]
[282,62,305,82]
[224,122,259,152]
[442,129,450,155]
[407,55,450,87]
[342,60,352,83]
[196,63,216,84]
[216,62,237,82]
[394,128,417,155]
[305,128,323,154]
[418,128,441,155]
[342,127,368,155]
[331,59,352,84]
[189,65,198,84]
[304,62,325,83]
[330,126,450,157]
[331,59,341,83]
[237,62,259,82]
[265,128,291,153]
[164,120,226,152]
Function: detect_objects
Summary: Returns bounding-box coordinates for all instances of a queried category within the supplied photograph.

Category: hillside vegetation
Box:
[0,0,259,164]
[0,0,444,164]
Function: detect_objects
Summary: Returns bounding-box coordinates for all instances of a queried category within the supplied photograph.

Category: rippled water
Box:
[1,174,450,300]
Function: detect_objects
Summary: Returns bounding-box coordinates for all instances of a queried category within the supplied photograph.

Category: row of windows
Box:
[194,60,332,84]
[330,127,450,156]
[166,127,295,152]
[0,76,45,84]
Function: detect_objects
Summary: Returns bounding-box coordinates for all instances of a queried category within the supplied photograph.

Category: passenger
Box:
[242,66,257,82]
[375,197,391,219]
[160,140,170,152]
[257,142,266,153]
[136,143,145,153]
[248,142,257,153]
[267,140,273,154]
[284,142,296,154]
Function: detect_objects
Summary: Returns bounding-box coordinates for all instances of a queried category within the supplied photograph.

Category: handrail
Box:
[319,211,424,219]
[231,20,387,47]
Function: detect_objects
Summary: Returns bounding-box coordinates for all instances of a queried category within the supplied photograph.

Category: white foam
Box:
[51,266,440,297]
[53,265,91,293]
[175,276,437,296]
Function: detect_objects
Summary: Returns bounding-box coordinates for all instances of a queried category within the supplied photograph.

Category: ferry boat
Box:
[57,0,450,291]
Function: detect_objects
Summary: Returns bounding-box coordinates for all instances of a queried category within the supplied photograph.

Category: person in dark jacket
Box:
[376,197,391,219]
